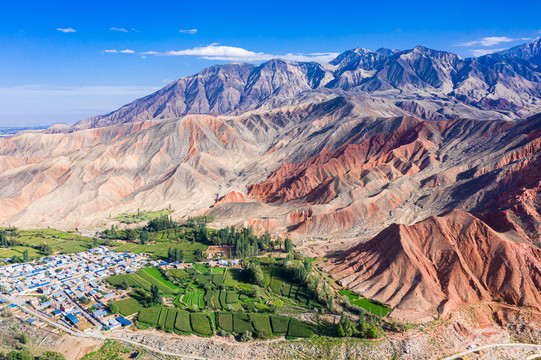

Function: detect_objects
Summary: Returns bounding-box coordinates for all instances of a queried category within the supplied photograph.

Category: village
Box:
[0,246,153,333]
[0,245,245,336]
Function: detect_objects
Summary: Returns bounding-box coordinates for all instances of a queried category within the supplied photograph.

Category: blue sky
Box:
[1,0,540,126]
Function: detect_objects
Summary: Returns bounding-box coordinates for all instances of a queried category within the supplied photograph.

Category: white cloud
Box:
[148,44,339,63]
[472,48,507,57]
[104,49,118,53]
[457,36,532,47]
[110,27,128,33]
[120,49,135,54]
[57,28,76,33]
[179,29,197,34]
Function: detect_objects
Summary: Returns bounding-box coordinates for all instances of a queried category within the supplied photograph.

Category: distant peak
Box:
[375,47,399,56]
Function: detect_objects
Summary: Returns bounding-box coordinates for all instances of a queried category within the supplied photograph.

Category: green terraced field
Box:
[250,313,273,336]
[217,312,233,332]
[233,313,254,333]
[287,318,315,338]
[174,310,192,333]
[339,289,391,316]
[270,315,290,334]
[190,313,212,335]
[164,308,177,330]
[157,308,168,328]
[138,307,161,325]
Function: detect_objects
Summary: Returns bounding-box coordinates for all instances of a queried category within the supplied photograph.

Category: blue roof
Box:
[9,304,17,308]
[65,313,80,324]
[93,309,107,318]
[116,316,132,326]
[25,318,36,324]
[0,299,7,303]
[52,309,61,315]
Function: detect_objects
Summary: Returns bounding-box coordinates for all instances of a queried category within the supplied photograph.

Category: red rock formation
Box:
[213,191,247,207]
[323,210,541,321]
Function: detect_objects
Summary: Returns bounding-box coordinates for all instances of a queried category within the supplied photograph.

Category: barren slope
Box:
[323,210,541,321]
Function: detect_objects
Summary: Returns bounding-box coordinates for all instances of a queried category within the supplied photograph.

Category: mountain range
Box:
[72,38,541,131]
[2,37,541,319]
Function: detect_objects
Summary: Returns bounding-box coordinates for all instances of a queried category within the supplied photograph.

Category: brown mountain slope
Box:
[322,210,541,321]
[1,93,541,247]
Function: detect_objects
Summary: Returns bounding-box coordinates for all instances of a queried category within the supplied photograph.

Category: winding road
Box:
[440,343,541,360]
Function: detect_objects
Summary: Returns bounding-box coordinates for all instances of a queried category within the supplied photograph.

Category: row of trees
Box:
[206,226,292,258]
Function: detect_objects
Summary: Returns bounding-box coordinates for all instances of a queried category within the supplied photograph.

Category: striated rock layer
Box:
[323,210,541,321]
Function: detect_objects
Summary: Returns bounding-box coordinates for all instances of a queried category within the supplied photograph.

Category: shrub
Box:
[39,351,66,360]
[240,331,252,342]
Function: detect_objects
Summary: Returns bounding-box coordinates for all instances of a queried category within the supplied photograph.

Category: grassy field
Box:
[114,209,173,224]
[0,228,99,260]
[339,289,391,316]
[114,298,144,316]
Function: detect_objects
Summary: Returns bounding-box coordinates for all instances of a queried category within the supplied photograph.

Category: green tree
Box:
[107,300,119,314]
[22,249,29,262]
[124,229,138,241]
[243,262,264,286]
[19,333,27,344]
[194,249,204,262]
[284,238,293,253]
[140,230,150,244]
[40,243,53,256]
[337,323,345,337]
[252,285,260,299]
[39,351,66,360]
[150,284,162,305]
[0,230,8,247]
[93,238,98,248]
[8,350,32,360]
[365,325,380,339]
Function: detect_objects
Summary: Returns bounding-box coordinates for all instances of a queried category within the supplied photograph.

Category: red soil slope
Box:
[323,210,541,321]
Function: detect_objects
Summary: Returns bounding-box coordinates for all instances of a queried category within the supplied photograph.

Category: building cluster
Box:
[0,247,149,332]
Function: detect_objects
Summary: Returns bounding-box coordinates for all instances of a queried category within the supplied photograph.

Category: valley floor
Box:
[3,300,541,360]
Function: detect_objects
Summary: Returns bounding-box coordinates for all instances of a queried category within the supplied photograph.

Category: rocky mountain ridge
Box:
[72,38,541,130]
